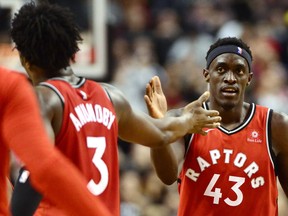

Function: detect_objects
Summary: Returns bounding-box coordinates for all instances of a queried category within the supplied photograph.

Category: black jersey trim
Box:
[267,109,278,175]
[38,82,65,108]
[204,102,255,135]
[101,86,113,102]
[48,77,86,88]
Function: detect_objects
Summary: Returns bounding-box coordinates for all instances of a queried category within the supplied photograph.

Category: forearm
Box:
[119,110,187,148]
[151,145,178,185]
[152,115,192,147]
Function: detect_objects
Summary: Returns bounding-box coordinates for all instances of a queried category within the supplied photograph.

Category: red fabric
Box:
[35,78,119,216]
[0,67,111,216]
[178,104,278,216]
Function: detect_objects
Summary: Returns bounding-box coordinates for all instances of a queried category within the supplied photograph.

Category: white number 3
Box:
[204,174,245,206]
[86,136,108,195]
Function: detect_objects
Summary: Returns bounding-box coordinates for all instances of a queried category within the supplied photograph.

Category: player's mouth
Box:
[221,87,238,96]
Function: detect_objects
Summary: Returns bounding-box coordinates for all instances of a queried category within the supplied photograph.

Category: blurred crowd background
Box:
[1,0,288,215]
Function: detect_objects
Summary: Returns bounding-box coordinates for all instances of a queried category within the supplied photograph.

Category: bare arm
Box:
[144,76,222,184]
[101,82,221,149]
[271,111,288,197]
[34,85,64,142]
[145,76,179,184]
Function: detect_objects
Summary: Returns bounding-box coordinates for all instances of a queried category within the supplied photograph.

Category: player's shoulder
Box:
[99,82,130,116]
[271,110,288,124]
[0,67,30,89]
[0,67,27,79]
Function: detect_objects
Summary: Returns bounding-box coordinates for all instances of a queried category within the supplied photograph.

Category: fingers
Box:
[146,76,160,95]
[145,83,152,98]
[144,95,154,115]
[197,91,210,104]
[153,76,163,94]
[204,122,221,128]
[144,95,151,105]
[198,130,208,136]
[205,110,220,117]
[205,116,222,124]
[185,91,210,111]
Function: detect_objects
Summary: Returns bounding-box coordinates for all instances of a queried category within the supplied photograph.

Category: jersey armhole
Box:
[38,82,65,109]
[101,86,112,102]
[267,109,278,176]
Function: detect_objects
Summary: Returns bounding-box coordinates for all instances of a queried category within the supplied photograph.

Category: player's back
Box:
[35,78,119,216]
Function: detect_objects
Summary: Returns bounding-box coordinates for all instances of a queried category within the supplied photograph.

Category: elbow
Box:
[154,166,178,185]
[161,176,177,185]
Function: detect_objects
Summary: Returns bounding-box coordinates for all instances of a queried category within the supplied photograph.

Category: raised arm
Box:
[271,111,288,197]
[101,81,221,149]
[144,76,221,184]
[145,76,179,184]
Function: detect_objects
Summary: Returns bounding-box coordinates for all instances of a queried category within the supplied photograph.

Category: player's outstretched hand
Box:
[145,76,221,135]
[184,91,221,135]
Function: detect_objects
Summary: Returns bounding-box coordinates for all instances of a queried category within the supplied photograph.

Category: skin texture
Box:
[146,53,288,197]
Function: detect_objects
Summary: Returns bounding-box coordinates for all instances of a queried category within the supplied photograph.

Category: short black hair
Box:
[11,1,82,72]
[206,37,253,61]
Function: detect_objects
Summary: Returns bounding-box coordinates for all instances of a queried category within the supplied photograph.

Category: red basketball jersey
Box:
[178,103,278,216]
[36,78,119,216]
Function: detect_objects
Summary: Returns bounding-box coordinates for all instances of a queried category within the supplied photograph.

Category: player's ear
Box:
[203,69,210,82]
[246,71,253,86]
[19,55,29,68]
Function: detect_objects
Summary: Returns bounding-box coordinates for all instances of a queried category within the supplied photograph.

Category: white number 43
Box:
[204,174,245,206]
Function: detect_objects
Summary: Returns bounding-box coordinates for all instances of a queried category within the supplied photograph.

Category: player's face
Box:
[203,53,253,109]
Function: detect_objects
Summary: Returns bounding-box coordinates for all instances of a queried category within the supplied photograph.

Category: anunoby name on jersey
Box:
[70,103,116,131]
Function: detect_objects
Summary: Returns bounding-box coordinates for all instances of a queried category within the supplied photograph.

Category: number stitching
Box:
[86,136,109,195]
[204,174,245,206]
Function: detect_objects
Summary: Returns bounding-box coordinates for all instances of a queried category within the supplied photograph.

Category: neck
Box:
[29,66,79,86]
[208,101,250,130]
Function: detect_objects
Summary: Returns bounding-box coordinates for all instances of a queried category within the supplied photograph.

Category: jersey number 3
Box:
[86,136,108,195]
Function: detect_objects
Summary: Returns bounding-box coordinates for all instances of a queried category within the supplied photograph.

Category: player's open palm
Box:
[144,76,167,119]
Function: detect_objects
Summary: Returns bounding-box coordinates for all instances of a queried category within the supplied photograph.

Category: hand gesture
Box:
[144,76,167,118]
[183,91,221,135]
[145,76,221,135]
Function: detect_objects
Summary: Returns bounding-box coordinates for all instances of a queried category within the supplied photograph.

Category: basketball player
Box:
[0,67,112,216]
[10,2,221,216]
[145,37,288,215]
